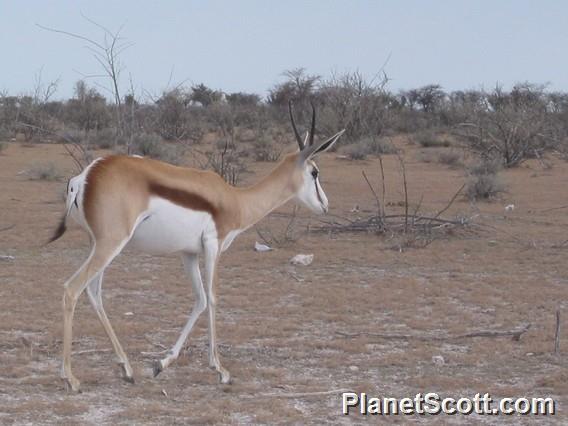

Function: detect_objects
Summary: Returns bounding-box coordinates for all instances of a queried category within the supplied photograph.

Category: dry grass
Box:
[26,161,61,181]
[1,142,568,423]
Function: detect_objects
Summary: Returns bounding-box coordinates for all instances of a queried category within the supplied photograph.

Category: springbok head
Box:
[288,100,345,214]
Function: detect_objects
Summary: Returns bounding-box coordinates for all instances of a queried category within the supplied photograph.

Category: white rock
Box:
[505,204,515,212]
[254,241,273,252]
[290,254,314,266]
[432,355,445,366]
[349,365,359,372]
[124,312,134,316]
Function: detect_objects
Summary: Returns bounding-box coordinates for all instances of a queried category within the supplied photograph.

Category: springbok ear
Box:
[300,129,346,162]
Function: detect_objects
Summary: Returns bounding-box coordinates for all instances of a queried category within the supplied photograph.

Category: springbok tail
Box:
[47,177,80,244]
[48,214,68,243]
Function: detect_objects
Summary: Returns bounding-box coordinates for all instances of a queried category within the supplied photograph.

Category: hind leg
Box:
[154,252,207,376]
[61,238,127,392]
[87,271,134,382]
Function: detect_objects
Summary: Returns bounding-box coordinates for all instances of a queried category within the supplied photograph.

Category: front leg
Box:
[203,238,231,384]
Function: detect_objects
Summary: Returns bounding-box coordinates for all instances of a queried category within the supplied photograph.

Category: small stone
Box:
[432,355,445,366]
[290,254,314,266]
[349,365,359,372]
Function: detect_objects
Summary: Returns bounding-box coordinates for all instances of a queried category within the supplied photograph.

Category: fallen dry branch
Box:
[74,348,113,356]
[555,309,561,354]
[0,224,15,233]
[254,388,353,399]
[313,213,471,234]
[311,161,472,246]
[337,323,531,342]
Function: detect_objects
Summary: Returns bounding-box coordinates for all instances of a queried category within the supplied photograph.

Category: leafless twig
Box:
[555,309,561,354]
[337,323,531,342]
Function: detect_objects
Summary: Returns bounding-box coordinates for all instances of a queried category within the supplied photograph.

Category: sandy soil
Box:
[0,140,567,424]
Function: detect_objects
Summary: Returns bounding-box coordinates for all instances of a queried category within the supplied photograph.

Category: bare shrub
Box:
[27,162,61,181]
[342,137,397,160]
[469,159,502,176]
[205,140,246,185]
[342,142,370,160]
[465,160,504,201]
[414,131,450,148]
[89,128,118,149]
[252,136,282,162]
[457,83,553,167]
[131,133,184,165]
[437,151,462,167]
[366,137,397,155]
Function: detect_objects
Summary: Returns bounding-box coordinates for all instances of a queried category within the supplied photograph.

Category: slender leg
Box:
[86,271,134,382]
[61,238,126,392]
[203,239,231,384]
[153,252,207,376]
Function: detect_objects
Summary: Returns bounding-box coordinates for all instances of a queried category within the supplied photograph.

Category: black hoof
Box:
[153,360,163,377]
[120,364,135,383]
[123,375,135,384]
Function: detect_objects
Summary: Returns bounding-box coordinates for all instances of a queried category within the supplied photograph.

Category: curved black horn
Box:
[309,101,316,146]
[288,100,304,150]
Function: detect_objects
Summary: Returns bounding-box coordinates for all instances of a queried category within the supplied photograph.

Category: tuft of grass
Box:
[27,162,61,181]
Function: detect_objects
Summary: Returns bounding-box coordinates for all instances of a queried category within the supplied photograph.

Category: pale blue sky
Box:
[1,1,567,99]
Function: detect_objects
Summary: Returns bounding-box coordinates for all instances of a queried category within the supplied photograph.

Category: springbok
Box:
[50,103,345,392]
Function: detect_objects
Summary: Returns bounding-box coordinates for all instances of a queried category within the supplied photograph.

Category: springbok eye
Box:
[311,169,319,179]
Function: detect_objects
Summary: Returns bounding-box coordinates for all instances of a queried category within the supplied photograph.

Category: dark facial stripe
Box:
[314,179,324,205]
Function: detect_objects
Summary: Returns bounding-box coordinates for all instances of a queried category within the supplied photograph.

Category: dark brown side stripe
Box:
[148,182,219,218]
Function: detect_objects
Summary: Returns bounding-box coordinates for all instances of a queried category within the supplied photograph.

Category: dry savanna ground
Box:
[0,138,567,424]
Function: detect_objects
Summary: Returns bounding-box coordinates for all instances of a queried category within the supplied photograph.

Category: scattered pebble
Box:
[349,365,359,372]
[254,242,273,252]
[290,254,314,266]
[124,312,134,316]
[432,355,445,366]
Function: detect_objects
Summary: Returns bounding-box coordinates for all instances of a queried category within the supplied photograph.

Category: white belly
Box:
[127,197,216,255]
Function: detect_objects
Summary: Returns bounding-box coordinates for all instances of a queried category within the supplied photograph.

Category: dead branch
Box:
[362,170,381,220]
[397,154,409,233]
[555,309,561,354]
[0,224,15,233]
[74,348,112,356]
[16,122,88,171]
[255,388,353,399]
[337,323,530,342]
[429,183,465,223]
[377,154,386,218]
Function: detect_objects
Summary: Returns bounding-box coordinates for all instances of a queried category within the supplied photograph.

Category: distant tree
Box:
[267,68,320,107]
[190,83,223,107]
[226,92,261,107]
[65,80,110,131]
